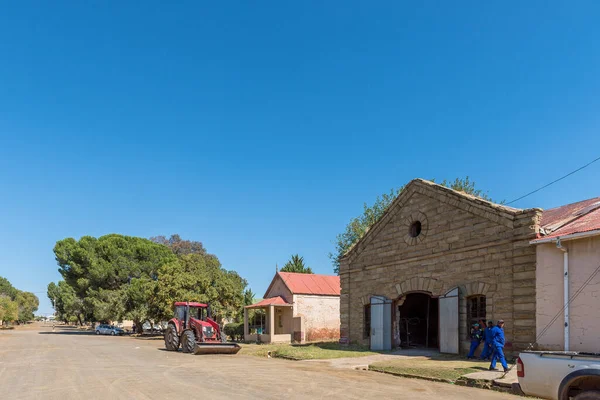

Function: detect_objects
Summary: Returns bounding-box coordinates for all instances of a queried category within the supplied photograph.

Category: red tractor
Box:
[164,302,240,355]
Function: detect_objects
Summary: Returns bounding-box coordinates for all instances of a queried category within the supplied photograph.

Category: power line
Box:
[506,155,600,205]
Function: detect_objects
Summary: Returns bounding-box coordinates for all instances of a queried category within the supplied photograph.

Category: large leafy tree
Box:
[280,254,313,274]
[0,296,18,324]
[54,234,176,328]
[0,277,38,324]
[15,291,39,323]
[47,281,86,324]
[0,277,17,299]
[152,253,247,323]
[329,177,494,273]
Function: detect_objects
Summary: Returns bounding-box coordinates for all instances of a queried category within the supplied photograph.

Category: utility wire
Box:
[506,155,600,205]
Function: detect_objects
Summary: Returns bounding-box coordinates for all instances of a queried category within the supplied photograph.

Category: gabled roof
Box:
[245,296,291,309]
[341,179,536,262]
[533,196,600,242]
[264,272,341,297]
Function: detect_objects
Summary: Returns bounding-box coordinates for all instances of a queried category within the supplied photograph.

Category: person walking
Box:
[479,320,494,361]
[489,320,509,372]
[467,323,482,359]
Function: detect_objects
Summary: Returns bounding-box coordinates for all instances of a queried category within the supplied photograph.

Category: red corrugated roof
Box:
[245,296,291,309]
[540,197,600,228]
[277,272,340,296]
[533,196,600,242]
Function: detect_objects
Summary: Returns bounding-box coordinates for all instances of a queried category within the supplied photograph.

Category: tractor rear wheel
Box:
[181,330,196,354]
[164,324,180,351]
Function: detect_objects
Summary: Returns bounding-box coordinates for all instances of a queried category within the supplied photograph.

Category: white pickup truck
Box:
[516,351,600,400]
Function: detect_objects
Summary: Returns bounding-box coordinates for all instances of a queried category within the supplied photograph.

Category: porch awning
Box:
[245,296,292,309]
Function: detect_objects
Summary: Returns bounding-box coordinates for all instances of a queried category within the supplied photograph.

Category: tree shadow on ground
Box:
[133,335,163,341]
[38,330,97,336]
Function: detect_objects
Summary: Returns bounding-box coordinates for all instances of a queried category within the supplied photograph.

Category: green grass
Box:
[369,356,487,382]
[240,342,385,360]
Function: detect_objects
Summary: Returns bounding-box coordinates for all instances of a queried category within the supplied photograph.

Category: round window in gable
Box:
[409,221,422,238]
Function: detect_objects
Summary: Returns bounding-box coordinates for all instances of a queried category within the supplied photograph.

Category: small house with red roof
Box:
[531,196,600,352]
[243,272,340,344]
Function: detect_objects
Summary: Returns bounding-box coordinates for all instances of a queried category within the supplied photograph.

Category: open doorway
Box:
[396,293,438,349]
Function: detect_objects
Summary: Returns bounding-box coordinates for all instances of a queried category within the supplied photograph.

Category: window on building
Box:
[467,295,486,336]
[363,305,371,339]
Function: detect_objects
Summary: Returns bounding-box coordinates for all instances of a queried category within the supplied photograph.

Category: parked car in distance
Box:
[516,351,600,400]
[95,324,125,336]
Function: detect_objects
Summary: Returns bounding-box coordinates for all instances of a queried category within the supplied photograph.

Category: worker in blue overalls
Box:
[479,320,494,361]
[466,323,482,359]
[489,319,509,372]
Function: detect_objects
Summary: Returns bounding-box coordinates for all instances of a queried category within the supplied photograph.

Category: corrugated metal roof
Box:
[278,272,340,296]
[245,296,291,309]
[534,196,600,242]
[540,197,600,229]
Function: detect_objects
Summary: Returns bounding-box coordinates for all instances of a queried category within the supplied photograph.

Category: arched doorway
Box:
[395,292,439,349]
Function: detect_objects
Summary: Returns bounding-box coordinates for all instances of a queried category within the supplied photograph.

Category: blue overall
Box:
[489,325,508,370]
[467,328,482,358]
[479,327,493,360]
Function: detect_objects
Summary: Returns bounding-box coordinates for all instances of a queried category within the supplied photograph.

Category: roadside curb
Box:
[368,367,453,384]
[369,367,520,395]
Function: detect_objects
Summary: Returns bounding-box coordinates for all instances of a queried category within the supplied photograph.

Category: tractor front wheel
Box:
[181,330,197,354]
[164,324,180,351]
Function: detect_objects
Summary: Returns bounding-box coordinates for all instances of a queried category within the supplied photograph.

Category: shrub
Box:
[223,322,244,341]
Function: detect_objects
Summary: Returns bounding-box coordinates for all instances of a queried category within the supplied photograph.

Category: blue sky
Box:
[1,2,599,315]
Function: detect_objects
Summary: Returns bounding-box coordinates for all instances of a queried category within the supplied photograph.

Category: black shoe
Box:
[489,367,498,371]
[504,368,509,373]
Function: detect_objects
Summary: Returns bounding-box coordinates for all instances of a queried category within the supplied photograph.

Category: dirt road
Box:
[0,325,522,400]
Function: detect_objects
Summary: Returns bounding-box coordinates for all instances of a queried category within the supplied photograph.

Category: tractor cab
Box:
[174,302,209,329]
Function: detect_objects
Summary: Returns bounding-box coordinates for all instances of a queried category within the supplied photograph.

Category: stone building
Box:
[244,272,340,343]
[339,179,541,354]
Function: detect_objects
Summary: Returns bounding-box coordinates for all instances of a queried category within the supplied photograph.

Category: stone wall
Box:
[294,294,340,342]
[340,179,541,353]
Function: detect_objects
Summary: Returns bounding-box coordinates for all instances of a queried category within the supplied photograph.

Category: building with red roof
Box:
[531,196,600,352]
[243,272,340,344]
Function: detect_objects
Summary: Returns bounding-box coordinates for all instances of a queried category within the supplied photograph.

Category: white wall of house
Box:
[293,294,340,342]
[536,235,600,351]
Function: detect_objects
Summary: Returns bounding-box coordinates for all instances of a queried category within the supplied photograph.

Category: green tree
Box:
[0,277,17,299]
[53,234,176,327]
[329,177,494,273]
[152,253,247,323]
[243,289,255,306]
[0,295,18,324]
[0,277,38,324]
[280,254,313,274]
[15,291,39,323]
[47,281,86,324]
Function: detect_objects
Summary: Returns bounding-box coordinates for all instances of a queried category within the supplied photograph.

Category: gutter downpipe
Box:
[556,237,569,351]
